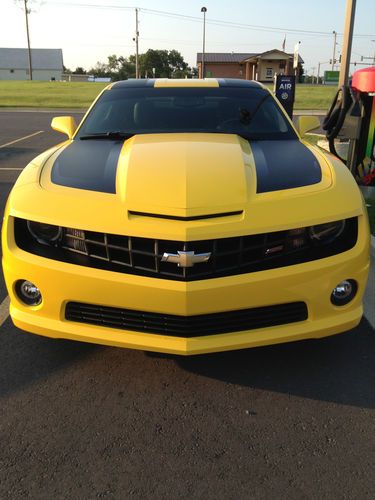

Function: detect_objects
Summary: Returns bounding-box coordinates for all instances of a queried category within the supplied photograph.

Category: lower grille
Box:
[65,301,308,337]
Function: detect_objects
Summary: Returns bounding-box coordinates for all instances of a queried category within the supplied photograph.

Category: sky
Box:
[1,0,375,76]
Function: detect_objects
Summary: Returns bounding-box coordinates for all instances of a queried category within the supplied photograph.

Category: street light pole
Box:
[135,8,139,79]
[23,0,32,80]
[332,30,337,71]
[201,7,207,78]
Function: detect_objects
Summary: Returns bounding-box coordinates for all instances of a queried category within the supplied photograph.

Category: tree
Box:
[107,55,135,80]
[190,67,199,78]
[167,49,188,77]
[107,54,121,72]
[89,49,191,80]
[73,66,86,74]
[88,61,110,78]
[136,49,189,78]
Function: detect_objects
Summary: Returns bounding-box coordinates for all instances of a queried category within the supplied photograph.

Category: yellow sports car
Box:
[1,78,370,355]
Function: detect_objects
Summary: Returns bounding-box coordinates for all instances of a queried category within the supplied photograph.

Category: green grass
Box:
[366,199,375,236]
[294,84,337,110]
[0,81,338,110]
[264,83,337,110]
[0,80,107,108]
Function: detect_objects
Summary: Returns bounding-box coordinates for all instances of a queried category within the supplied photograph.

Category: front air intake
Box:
[65,301,308,337]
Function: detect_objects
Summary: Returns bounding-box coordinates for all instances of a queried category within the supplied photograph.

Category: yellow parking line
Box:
[0,130,44,149]
[0,296,10,327]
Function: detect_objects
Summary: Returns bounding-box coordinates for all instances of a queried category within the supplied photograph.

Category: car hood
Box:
[46,133,324,214]
[10,132,365,240]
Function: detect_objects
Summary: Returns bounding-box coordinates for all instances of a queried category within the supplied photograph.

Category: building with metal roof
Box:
[197,50,304,82]
[0,48,63,81]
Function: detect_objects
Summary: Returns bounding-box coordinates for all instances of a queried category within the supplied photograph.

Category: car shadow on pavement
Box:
[0,319,99,399]
[1,314,374,409]
[176,318,375,409]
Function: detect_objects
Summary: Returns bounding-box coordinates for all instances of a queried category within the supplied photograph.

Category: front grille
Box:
[65,301,308,337]
[14,217,358,281]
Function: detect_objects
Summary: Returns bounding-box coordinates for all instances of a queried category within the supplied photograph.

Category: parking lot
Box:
[1,110,375,498]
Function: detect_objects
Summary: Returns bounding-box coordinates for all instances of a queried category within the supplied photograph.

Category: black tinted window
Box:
[76,86,297,141]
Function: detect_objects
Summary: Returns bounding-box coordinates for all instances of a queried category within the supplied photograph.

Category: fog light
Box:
[331,280,357,306]
[15,280,42,306]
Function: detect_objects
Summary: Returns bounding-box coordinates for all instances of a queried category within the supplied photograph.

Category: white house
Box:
[0,48,63,81]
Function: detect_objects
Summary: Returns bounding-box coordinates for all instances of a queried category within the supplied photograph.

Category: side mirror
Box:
[297,116,321,137]
[51,116,77,139]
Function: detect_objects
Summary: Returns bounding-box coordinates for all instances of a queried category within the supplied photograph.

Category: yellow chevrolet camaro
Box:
[1,78,370,355]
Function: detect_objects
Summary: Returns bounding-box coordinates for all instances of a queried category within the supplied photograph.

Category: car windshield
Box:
[76,85,298,141]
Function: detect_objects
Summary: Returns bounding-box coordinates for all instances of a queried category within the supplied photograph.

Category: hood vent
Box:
[128,210,243,221]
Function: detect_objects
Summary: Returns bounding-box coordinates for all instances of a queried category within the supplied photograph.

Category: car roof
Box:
[109,78,265,89]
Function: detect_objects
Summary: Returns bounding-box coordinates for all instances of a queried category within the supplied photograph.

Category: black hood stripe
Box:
[51,138,322,195]
[51,140,123,193]
[251,140,322,193]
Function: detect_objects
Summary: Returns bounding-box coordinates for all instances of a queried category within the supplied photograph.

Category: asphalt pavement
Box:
[0,110,374,499]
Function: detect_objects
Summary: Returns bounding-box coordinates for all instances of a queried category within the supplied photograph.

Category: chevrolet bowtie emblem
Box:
[161,251,211,268]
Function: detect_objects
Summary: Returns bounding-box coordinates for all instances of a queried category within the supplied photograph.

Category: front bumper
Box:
[2,216,370,355]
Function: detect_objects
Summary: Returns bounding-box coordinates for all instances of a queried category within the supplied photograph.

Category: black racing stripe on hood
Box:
[251,140,322,193]
[51,140,123,193]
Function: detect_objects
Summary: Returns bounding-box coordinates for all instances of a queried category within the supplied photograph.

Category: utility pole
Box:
[311,67,316,84]
[332,30,337,70]
[135,8,139,79]
[338,0,356,87]
[23,0,33,80]
[201,7,207,78]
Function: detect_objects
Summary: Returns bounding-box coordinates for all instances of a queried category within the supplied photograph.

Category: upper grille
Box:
[14,217,358,281]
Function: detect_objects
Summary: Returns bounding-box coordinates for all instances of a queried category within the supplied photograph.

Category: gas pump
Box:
[322,66,375,185]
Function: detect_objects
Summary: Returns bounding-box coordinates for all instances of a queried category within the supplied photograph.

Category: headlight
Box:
[309,220,346,244]
[27,221,63,245]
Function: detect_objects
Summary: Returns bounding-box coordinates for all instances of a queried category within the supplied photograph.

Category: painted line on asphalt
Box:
[0,296,10,327]
[0,109,86,113]
[0,130,44,149]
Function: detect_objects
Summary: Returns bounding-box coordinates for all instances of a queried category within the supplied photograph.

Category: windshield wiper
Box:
[79,131,135,140]
[235,133,254,142]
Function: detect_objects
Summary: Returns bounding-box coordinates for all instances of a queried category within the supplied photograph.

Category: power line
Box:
[46,2,375,39]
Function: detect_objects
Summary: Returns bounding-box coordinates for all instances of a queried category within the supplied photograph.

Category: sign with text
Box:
[324,71,339,84]
[274,74,296,118]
